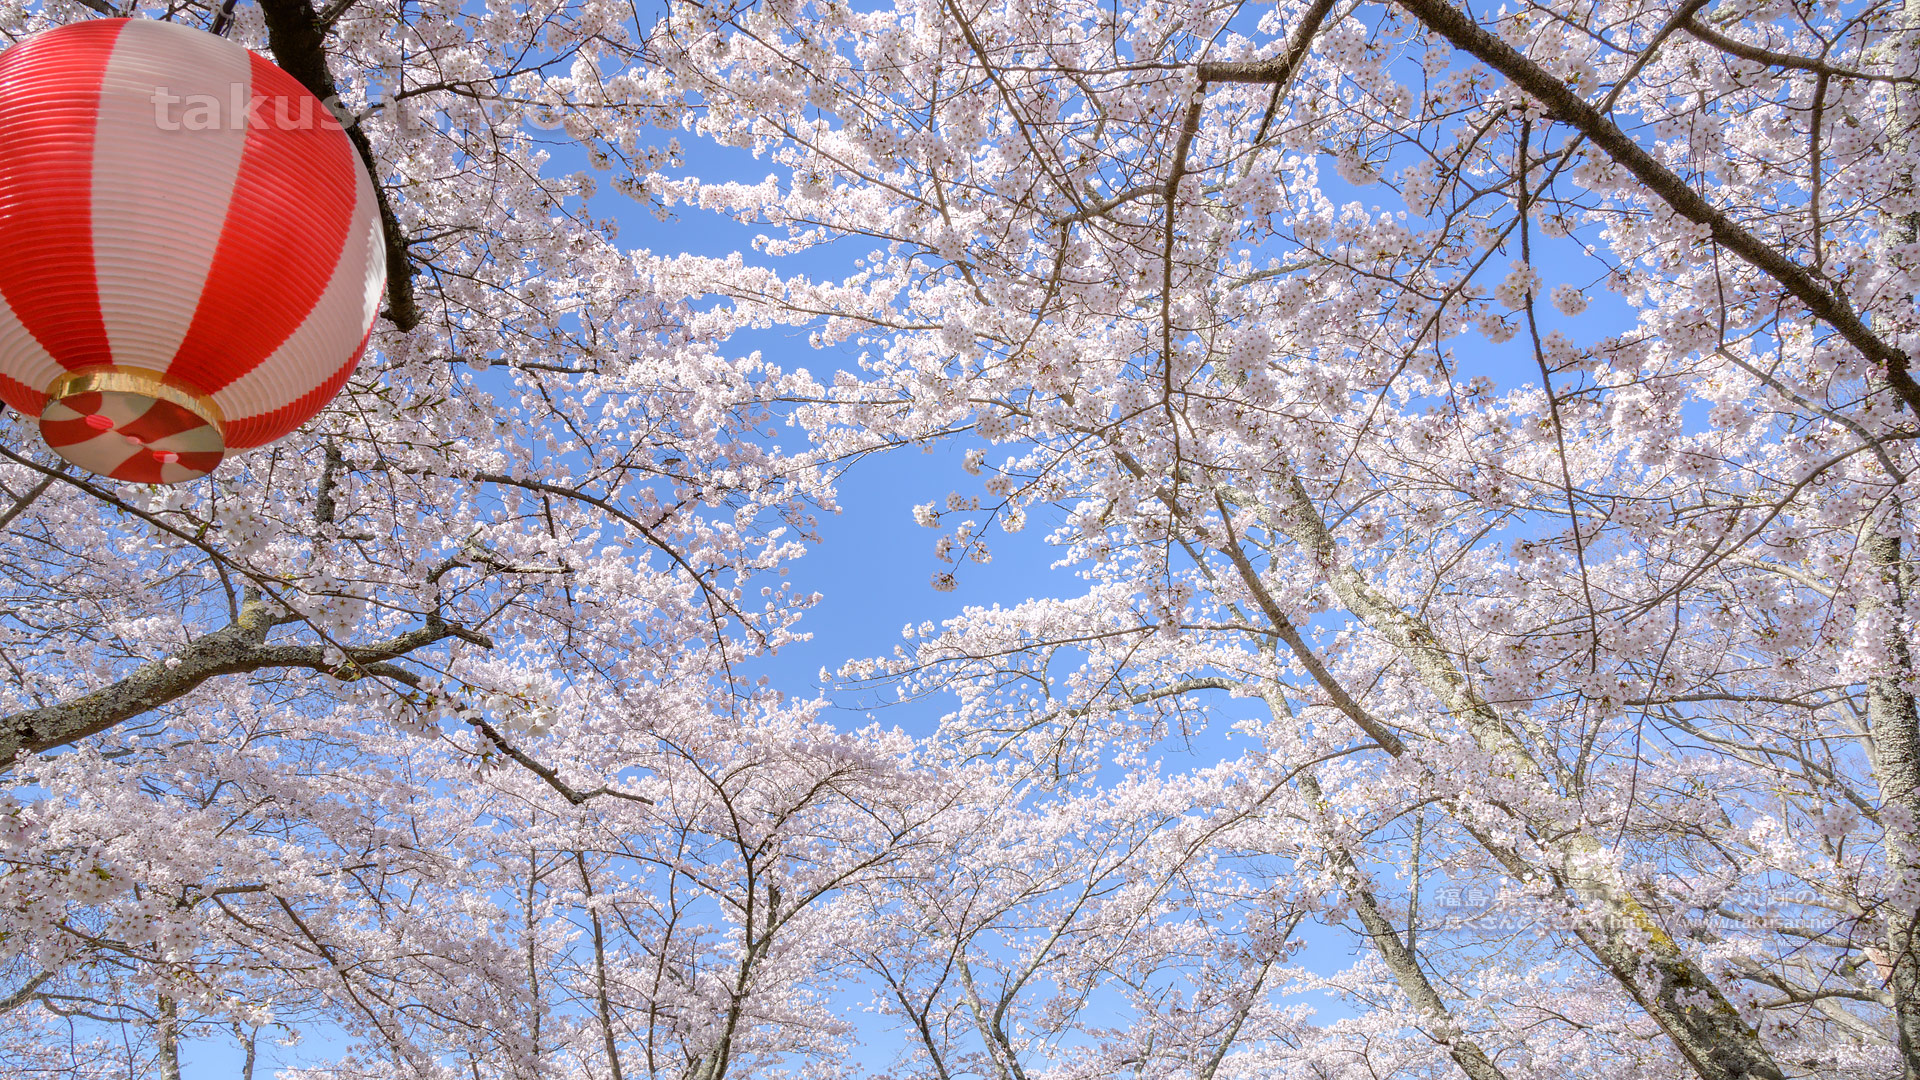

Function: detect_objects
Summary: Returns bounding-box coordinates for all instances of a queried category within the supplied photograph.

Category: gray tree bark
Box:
[1864,2,1920,1070]
[1864,515,1920,1078]
[0,597,488,767]
[1230,476,1785,1080]
[156,995,182,1080]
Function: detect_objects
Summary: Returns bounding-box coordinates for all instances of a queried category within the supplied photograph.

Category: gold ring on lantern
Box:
[38,365,228,482]
[43,365,226,432]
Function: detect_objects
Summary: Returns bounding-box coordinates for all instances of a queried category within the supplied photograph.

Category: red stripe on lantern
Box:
[0,19,119,372]
[40,412,108,447]
[116,397,209,444]
[168,52,357,395]
[0,373,50,418]
[58,390,102,416]
[107,449,169,484]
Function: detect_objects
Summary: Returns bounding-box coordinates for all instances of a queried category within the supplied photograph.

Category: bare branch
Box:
[1393,0,1920,414]
[0,970,52,1014]
[0,601,489,767]
[469,714,656,806]
[1682,18,1917,85]
[0,473,55,534]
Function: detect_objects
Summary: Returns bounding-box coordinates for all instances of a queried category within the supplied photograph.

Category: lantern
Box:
[0,18,385,484]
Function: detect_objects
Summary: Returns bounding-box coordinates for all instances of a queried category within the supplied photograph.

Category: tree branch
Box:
[1254,470,1785,1080]
[339,659,654,807]
[1682,18,1916,85]
[0,473,55,534]
[257,0,421,330]
[1393,0,1920,414]
[0,602,487,767]
[469,713,656,806]
[1063,676,1239,717]
[0,971,53,1014]
[1289,758,1510,1080]
[1195,0,1334,87]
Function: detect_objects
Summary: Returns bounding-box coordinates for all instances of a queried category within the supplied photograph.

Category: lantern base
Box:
[39,367,226,484]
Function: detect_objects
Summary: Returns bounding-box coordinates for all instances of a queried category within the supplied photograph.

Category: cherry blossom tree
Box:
[660,0,1919,1076]
[2,0,1919,1078]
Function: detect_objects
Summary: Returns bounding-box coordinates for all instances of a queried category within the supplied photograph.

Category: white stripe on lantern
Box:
[0,290,63,405]
[213,158,383,433]
[91,20,252,374]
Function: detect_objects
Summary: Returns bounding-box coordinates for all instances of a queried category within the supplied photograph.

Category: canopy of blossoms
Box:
[0,1,1915,1079]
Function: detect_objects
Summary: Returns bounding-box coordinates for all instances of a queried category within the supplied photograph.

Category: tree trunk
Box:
[1868,3,1920,1071]
[576,852,626,1080]
[1289,758,1511,1080]
[1249,478,1785,1080]
[234,1023,258,1080]
[1866,514,1920,1078]
[156,995,182,1080]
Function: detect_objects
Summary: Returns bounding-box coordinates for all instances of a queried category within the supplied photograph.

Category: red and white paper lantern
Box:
[0,18,385,484]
